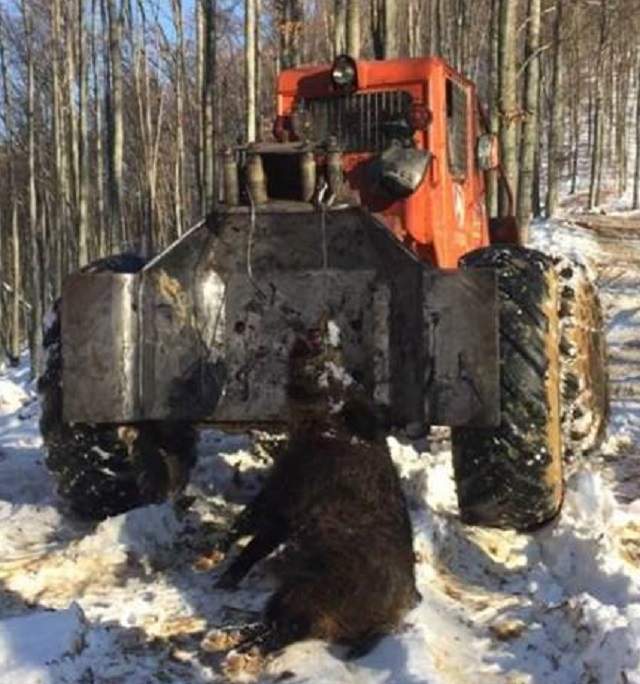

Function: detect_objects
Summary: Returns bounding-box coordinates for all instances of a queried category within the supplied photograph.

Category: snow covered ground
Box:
[1,213,640,683]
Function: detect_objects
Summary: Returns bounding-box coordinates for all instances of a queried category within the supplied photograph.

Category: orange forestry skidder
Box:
[40,55,608,529]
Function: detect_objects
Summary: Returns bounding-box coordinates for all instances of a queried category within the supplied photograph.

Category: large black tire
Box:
[555,257,608,459]
[39,254,198,520]
[451,246,563,530]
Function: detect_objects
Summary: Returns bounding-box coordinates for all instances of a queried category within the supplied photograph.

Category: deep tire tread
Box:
[451,246,563,531]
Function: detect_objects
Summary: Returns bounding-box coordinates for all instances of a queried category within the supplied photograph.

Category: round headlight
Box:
[331,55,356,88]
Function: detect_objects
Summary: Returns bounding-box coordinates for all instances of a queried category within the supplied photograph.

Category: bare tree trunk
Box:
[615,59,629,195]
[532,45,544,218]
[92,0,106,256]
[385,0,399,58]
[516,0,541,237]
[255,0,262,138]
[438,0,448,59]
[346,0,360,57]
[486,0,499,217]
[172,0,187,235]
[10,204,20,358]
[371,0,383,59]
[59,3,74,274]
[51,0,65,287]
[278,0,303,69]
[0,14,20,360]
[372,0,399,59]
[133,0,164,255]
[603,53,614,171]
[66,3,80,265]
[203,0,217,211]
[78,0,90,266]
[589,0,607,210]
[592,114,605,211]
[196,0,205,214]
[291,0,304,66]
[634,64,640,209]
[245,0,257,143]
[454,0,468,72]
[498,0,518,217]
[22,0,44,376]
[569,21,580,198]
[545,0,563,218]
[334,0,346,55]
[430,0,442,55]
[107,0,124,246]
[134,6,150,249]
[408,0,416,57]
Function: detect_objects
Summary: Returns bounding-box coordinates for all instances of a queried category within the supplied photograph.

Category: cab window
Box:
[446,79,468,179]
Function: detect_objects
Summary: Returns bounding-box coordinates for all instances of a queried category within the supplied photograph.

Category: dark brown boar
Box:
[216,328,420,655]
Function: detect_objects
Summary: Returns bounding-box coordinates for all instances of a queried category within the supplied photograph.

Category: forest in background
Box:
[0,0,639,374]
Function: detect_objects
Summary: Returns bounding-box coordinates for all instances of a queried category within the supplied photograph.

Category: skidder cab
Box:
[228,55,500,266]
[45,55,607,530]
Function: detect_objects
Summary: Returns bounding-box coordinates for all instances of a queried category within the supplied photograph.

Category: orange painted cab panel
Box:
[277,57,491,269]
